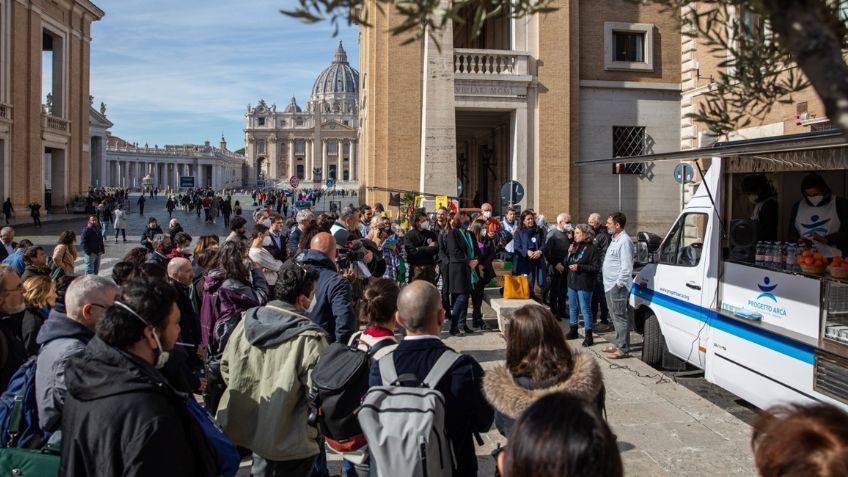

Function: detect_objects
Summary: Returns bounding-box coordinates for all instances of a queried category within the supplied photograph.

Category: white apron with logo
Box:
[795,198,842,257]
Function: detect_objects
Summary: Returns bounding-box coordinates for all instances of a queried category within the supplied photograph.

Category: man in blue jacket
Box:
[300,232,355,344]
[369,281,494,476]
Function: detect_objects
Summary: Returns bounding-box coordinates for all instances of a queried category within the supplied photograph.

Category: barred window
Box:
[612,126,646,175]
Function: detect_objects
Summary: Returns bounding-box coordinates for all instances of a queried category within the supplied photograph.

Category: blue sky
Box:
[90,0,359,151]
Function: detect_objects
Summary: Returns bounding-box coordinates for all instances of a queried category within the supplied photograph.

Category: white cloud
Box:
[91,0,359,149]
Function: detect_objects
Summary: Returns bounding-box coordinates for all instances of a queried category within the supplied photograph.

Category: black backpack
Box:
[307,337,395,453]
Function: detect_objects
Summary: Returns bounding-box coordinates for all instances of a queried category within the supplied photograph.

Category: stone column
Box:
[321,139,328,182]
[337,139,343,182]
[305,140,313,181]
[268,136,279,180]
[288,139,295,179]
[419,2,457,196]
[352,140,357,181]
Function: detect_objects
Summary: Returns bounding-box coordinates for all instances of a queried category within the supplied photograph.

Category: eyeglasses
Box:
[90,303,109,310]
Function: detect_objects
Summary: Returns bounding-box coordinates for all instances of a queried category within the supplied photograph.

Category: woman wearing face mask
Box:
[740,174,779,241]
[443,212,478,336]
[200,239,270,412]
[513,210,547,301]
[789,173,848,258]
[249,224,284,286]
[61,277,220,476]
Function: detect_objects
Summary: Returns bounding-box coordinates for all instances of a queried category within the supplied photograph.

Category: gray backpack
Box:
[357,350,460,477]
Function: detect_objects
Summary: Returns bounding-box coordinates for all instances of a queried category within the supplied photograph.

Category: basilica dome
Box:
[310,42,359,101]
[283,96,302,113]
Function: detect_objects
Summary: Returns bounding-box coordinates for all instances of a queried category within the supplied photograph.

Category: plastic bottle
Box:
[755,241,764,267]
[763,242,774,269]
[774,242,785,271]
[785,244,797,273]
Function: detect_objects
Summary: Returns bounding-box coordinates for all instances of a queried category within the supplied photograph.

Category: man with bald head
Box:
[168,257,201,351]
[36,275,118,443]
[300,232,355,343]
[369,281,494,475]
[544,212,571,321]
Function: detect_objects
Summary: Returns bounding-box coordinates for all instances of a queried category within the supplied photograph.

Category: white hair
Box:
[588,212,602,223]
[65,275,119,320]
[296,209,313,223]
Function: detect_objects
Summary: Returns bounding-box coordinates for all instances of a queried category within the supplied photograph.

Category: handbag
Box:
[503,274,530,299]
[0,445,60,476]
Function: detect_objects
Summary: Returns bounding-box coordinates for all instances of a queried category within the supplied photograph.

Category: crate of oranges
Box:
[800,250,828,274]
[828,256,848,279]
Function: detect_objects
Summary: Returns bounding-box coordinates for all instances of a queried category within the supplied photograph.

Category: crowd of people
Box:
[0,194,843,477]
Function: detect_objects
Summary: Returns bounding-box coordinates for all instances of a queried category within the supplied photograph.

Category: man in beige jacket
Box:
[216,263,328,476]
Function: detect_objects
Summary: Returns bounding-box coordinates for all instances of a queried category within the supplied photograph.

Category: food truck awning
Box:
[576,129,848,170]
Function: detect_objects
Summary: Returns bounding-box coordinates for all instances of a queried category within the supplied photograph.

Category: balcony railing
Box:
[454,49,530,77]
[0,103,11,121]
[42,113,69,133]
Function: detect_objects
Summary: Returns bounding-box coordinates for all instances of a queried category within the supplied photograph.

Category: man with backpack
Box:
[216,263,327,477]
[35,275,118,443]
[366,281,494,476]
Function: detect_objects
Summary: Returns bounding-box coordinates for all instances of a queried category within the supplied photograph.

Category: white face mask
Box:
[262,219,271,228]
[482,211,492,219]
[261,236,272,247]
[420,221,431,231]
[807,195,824,206]
[748,194,759,205]
[305,295,317,314]
[114,301,170,369]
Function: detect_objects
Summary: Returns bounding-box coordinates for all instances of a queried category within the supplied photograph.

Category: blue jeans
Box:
[568,288,593,331]
[450,293,469,331]
[84,253,101,275]
[101,222,109,239]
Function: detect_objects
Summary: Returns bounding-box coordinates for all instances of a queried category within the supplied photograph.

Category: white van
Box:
[617,130,848,411]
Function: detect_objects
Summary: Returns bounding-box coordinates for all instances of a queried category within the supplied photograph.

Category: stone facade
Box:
[244,43,359,189]
[0,0,104,211]
[359,0,683,231]
[104,136,245,192]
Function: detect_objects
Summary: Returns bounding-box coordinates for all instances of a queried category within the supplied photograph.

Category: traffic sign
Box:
[326,178,335,188]
[500,180,525,205]
[289,176,300,188]
[673,163,695,184]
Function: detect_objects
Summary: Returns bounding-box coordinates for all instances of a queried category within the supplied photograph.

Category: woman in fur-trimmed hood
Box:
[484,304,603,437]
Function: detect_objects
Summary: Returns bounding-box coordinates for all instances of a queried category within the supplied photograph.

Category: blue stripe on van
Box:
[631,284,815,365]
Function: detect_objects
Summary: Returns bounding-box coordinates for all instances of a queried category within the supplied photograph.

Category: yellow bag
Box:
[503,275,530,299]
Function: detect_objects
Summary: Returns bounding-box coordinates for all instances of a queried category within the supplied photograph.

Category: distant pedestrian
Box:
[113,204,128,243]
[221,195,232,228]
[601,212,633,359]
[166,196,176,218]
[28,201,42,227]
[136,194,146,215]
[80,215,105,275]
[2,198,13,225]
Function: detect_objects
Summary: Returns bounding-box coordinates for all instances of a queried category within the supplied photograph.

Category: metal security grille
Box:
[814,352,848,405]
[613,126,646,175]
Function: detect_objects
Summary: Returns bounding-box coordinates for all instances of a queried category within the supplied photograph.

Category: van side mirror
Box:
[638,232,662,253]
[636,231,662,265]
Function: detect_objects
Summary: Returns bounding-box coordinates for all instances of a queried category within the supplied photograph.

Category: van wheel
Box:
[641,314,663,368]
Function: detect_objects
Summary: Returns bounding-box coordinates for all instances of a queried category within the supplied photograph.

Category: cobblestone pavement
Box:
[10,194,755,476]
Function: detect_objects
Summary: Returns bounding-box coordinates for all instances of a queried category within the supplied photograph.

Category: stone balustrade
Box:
[106,144,246,162]
[454,49,530,76]
[41,113,69,133]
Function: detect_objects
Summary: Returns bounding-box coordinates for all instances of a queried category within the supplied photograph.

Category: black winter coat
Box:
[443,229,476,295]
[403,227,438,266]
[567,241,600,291]
[61,336,216,477]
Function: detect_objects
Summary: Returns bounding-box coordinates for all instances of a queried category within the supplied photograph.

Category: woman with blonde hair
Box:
[52,230,78,275]
[21,275,57,356]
